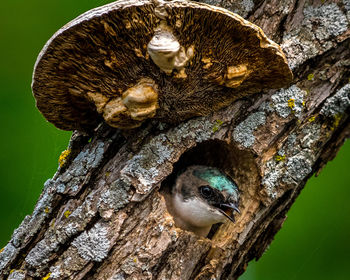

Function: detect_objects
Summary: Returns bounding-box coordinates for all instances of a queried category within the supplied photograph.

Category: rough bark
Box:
[1,0,349,279]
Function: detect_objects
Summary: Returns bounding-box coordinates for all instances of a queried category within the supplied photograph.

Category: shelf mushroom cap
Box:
[32,0,293,131]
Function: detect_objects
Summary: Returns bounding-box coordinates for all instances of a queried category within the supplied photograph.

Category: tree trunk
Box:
[1,0,349,279]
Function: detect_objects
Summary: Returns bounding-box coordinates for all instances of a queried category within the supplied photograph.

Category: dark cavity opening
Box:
[161,139,255,239]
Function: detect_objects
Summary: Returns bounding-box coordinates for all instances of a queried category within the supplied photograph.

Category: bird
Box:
[167,165,240,237]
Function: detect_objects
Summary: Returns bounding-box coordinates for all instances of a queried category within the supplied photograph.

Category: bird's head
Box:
[171,165,240,236]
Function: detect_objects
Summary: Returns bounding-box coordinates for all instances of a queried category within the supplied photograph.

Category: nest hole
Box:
[160,139,260,239]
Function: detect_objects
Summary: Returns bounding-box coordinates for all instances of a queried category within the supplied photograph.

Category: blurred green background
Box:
[0,1,349,279]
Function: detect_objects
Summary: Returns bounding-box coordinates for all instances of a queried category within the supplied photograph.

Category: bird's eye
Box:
[199,186,213,198]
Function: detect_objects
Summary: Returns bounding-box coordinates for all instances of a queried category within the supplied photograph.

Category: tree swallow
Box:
[169,165,240,237]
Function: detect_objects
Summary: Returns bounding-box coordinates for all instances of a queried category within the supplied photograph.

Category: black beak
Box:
[215,203,240,223]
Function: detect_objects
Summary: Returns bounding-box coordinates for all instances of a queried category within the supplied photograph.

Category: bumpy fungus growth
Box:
[32,0,292,130]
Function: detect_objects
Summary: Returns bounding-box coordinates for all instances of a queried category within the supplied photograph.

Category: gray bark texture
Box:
[1,0,350,279]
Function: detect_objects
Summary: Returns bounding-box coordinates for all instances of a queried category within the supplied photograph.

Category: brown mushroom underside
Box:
[32,0,292,131]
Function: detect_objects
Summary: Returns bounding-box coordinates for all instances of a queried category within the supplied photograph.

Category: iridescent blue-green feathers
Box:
[193,167,239,199]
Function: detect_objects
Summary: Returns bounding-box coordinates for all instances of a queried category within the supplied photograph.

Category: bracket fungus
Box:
[32,0,292,130]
